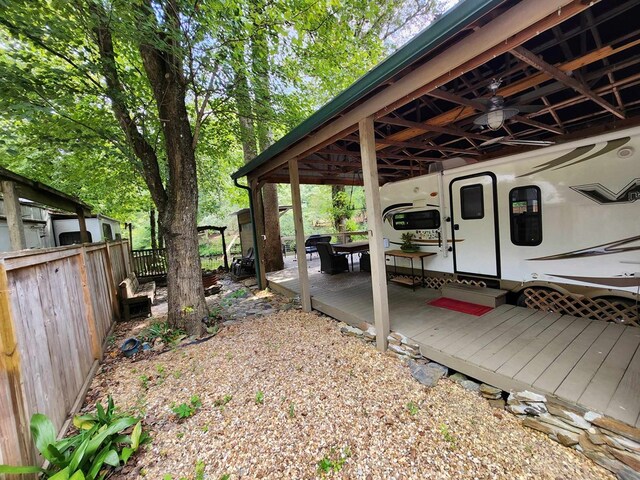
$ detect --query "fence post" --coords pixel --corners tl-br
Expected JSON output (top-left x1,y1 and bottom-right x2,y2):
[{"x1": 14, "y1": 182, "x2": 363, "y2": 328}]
[
  {"x1": 77, "y1": 247, "x2": 102, "y2": 360},
  {"x1": 103, "y1": 242, "x2": 121, "y2": 320},
  {"x1": 0, "y1": 262, "x2": 34, "y2": 470}
]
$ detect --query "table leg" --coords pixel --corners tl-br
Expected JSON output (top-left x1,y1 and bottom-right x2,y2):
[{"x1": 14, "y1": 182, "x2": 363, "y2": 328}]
[
  {"x1": 410, "y1": 258, "x2": 415, "y2": 291},
  {"x1": 421, "y1": 256, "x2": 425, "y2": 287}
]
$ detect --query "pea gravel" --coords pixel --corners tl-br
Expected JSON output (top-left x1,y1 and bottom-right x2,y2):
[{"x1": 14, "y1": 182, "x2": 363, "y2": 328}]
[{"x1": 89, "y1": 309, "x2": 613, "y2": 479}]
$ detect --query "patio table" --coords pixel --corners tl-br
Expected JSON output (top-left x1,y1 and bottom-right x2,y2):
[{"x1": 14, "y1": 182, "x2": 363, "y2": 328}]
[{"x1": 332, "y1": 241, "x2": 369, "y2": 271}]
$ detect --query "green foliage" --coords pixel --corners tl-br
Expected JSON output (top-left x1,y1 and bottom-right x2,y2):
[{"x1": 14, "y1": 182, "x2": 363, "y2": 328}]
[
  {"x1": 288, "y1": 402, "x2": 296, "y2": 418},
  {"x1": 439, "y1": 423, "x2": 456, "y2": 448},
  {"x1": 317, "y1": 447, "x2": 351, "y2": 476},
  {"x1": 213, "y1": 394, "x2": 232, "y2": 410},
  {"x1": 0, "y1": 396, "x2": 146, "y2": 479},
  {"x1": 400, "y1": 232, "x2": 418, "y2": 252},
  {"x1": 406, "y1": 401, "x2": 419, "y2": 416},
  {"x1": 255, "y1": 391, "x2": 264, "y2": 404},
  {"x1": 171, "y1": 396, "x2": 202, "y2": 419},
  {"x1": 140, "y1": 321, "x2": 186, "y2": 346}
]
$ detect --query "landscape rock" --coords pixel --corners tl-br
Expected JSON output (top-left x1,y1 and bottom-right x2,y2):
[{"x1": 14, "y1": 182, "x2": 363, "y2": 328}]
[
  {"x1": 603, "y1": 432, "x2": 640, "y2": 454},
  {"x1": 592, "y1": 417, "x2": 640, "y2": 443},
  {"x1": 547, "y1": 404, "x2": 592, "y2": 429},
  {"x1": 459, "y1": 379, "x2": 480, "y2": 392},
  {"x1": 583, "y1": 450, "x2": 631, "y2": 477},
  {"x1": 389, "y1": 344, "x2": 409, "y2": 356},
  {"x1": 585, "y1": 411, "x2": 603, "y2": 423},
  {"x1": 409, "y1": 361, "x2": 446, "y2": 387},
  {"x1": 610, "y1": 449, "x2": 640, "y2": 472},
  {"x1": 480, "y1": 383, "x2": 502, "y2": 398},
  {"x1": 506, "y1": 394, "x2": 520, "y2": 406},
  {"x1": 579, "y1": 432, "x2": 613, "y2": 457},
  {"x1": 340, "y1": 325, "x2": 363, "y2": 337},
  {"x1": 537, "y1": 413, "x2": 584, "y2": 434},
  {"x1": 425, "y1": 362, "x2": 448, "y2": 377},
  {"x1": 557, "y1": 432, "x2": 580, "y2": 447},
  {"x1": 514, "y1": 390, "x2": 547, "y2": 403},
  {"x1": 449, "y1": 372, "x2": 467, "y2": 383},
  {"x1": 617, "y1": 467, "x2": 640, "y2": 480},
  {"x1": 487, "y1": 398, "x2": 506, "y2": 409},
  {"x1": 507, "y1": 403, "x2": 546, "y2": 416},
  {"x1": 522, "y1": 418, "x2": 554, "y2": 435}
]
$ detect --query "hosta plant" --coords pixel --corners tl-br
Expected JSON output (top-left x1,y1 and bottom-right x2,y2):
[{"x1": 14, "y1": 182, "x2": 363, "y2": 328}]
[{"x1": 0, "y1": 396, "x2": 147, "y2": 479}]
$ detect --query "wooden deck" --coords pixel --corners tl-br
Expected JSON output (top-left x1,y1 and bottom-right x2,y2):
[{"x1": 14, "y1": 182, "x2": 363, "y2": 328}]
[{"x1": 267, "y1": 267, "x2": 640, "y2": 428}]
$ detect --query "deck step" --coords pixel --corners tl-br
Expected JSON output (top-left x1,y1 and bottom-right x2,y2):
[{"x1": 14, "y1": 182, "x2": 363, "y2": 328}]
[{"x1": 440, "y1": 283, "x2": 508, "y2": 308}]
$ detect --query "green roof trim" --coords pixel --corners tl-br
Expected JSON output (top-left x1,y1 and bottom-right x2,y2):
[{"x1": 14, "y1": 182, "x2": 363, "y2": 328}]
[{"x1": 232, "y1": 0, "x2": 503, "y2": 180}]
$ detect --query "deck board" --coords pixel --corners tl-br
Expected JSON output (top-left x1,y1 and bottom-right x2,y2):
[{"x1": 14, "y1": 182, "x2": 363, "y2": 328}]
[
  {"x1": 268, "y1": 266, "x2": 640, "y2": 427},
  {"x1": 554, "y1": 323, "x2": 625, "y2": 403}
]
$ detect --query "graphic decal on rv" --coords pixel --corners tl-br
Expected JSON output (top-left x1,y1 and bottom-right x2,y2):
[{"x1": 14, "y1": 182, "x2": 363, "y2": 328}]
[
  {"x1": 571, "y1": 178, "x2": 640, "y2": 204},
  {"x1": 543, "y1": 274, "x2": 640, "y2": 288},
  {"x1": 382, "y1": 202, "x2": 439, "y2": 225},
  {"x1": 527, "y1": 235, "x2": 640, "y2": 261},
  {"x1": 520, "y1": 137, "x2": 630, "y2": 177}
]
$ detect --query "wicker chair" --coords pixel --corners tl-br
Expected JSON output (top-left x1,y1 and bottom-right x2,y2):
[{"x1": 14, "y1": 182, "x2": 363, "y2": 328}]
[{"x1": 316, "y1": 242, "x2": 349, "y2": 274}]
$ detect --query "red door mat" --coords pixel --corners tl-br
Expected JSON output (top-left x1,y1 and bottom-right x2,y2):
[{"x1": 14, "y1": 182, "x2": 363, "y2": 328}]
[{"x1": 427, "y1": 297, "x2": 493, "y2": 316}]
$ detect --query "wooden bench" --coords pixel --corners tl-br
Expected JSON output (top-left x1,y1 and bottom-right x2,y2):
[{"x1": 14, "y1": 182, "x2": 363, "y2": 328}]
[{"x1": 119, "y1": 273, "x2": 156, "y2": 321}]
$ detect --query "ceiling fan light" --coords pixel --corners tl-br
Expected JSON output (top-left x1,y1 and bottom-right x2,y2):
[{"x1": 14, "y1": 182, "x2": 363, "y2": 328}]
[{"x1": 487, "y1": 109, "x2": 505, "y2": 130}]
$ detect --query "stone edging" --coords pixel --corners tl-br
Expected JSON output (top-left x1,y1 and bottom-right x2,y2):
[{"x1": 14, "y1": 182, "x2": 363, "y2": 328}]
[{"x1": 338, "y1": 321, "x2": 640, "y2": 480}]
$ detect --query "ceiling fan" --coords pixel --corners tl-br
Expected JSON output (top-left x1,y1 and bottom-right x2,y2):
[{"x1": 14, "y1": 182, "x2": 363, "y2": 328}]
[{"x1": 473, "y1": 78, "x2": 542, "y2": 131}]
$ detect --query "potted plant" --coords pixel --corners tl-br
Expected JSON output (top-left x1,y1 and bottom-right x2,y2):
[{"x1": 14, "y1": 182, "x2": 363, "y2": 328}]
[{"x1": 400, "y1": 232, "x2": 418, "y2": 252}]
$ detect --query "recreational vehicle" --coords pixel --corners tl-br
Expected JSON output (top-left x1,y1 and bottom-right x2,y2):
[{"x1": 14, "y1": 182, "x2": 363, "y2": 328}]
[
  {"x1": 381, "y1": 125, "x2": 640, "y2": 309},
  {"x1": 51, "y1": 213, "x2": 121, "y2": 246}
]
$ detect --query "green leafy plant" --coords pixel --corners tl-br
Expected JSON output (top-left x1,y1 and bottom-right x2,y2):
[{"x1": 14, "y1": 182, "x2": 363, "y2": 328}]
[
  {"x1": 140, "y1": 321, "x2": 186, "y2": 346},
  {"x1": 400, "y1": 232, "x2": 418, "y2": 252},
  {"x1": 194, "y1": 460, "x2": 205, "y2": 480},
  {"x1": 317, "y1": 447, "x2": 351, "y2": 476},
  {"x1": 288, "y1": 402, "x2": 295, "y2": 418},
  {"x1": 406, "y1": 401, "x2": 419, "y2": 416},
  {"x1": 0, "y1": 396, "x2": 147, "y2": 479},
  {"x1": 439, "y1": 423, "x2": 456, "y2": 448},
  {"x1": 139, "y1": 374, "x2": 150, "y2": 390},
  {"x1": 255, "y1": 391, "x2": 264, "y2": 404},
  {"x1": 171, "y1": 396, "x2": 202, "y2": 419}
]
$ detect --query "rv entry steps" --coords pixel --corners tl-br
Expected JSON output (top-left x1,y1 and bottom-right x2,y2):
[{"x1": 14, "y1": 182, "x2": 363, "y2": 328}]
[{"x1": 440, "y1": 283, "x2": 507, "y2": 308}]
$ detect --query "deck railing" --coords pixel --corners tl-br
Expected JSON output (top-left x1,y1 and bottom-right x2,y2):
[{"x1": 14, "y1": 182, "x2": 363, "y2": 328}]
[{"x1": 0, "y1": 240, "x2": 131, "y2": 468}]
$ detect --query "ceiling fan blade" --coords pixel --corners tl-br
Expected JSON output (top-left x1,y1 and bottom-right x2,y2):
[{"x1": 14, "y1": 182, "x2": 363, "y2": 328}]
[
  {"x1": 479, "y1": 136, "x2": 508, "y2": 147},
  {"x1": 501, "y1": 139, "x2": 555, "y2": 146},
  {"x1": 515, "y1": 104, "x2": 544, "y2": 113}
]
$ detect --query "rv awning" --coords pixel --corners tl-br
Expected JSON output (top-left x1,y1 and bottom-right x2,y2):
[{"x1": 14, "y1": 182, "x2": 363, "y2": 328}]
[
  {"x1": 232, "y1": 0, "x2": 640, "y2": 186},
  {"x1": 0, "y1": 166, "x2": 91, "y2": 215}
]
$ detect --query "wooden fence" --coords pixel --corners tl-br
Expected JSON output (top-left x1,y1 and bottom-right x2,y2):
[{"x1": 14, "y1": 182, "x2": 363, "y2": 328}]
[
  {"x1": 0, "y1": 240, "x2": 131, "y2": 469},
  {"x1": 131, "y1": 248, "x2": 168, "y2": 277}
]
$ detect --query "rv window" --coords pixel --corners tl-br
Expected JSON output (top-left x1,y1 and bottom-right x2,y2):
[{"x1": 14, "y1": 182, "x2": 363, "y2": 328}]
[
  {"x1": 510, "y1": 186, "x2": 542, "y2": 246},
  {"x1": 460, "y1": 184, "x2": 484, "y2": 219},
  {"x1": 102, "y1": 223, "x2": 113, "y2": 241},
  {"x1": 392, "y1": 210, "x2": 440, "y2": 230},
  {"x1": 59, "y1": 231, "x2": 93, "y2": 246}
]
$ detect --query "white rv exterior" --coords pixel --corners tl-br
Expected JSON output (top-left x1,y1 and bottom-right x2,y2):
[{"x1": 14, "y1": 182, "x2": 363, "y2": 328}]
[
  {"x1": 381, "y1": 125, "x2": 640, "y2": 301},
  {"x1": 52, "y1": 214, "x2": 122, "y2": 246}
]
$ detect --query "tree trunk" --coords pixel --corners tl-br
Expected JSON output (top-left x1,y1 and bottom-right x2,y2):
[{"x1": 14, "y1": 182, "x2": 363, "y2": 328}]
[
  {"x1": 150, "y1": 208, "x2": 157, "y2": 250},
  {"x1": 261, "y1": 183, "x2": 283, "y2": 271},
  {"x1": 332, "y1": 185, "x2": 348, "y2": 242},
  {"x1": 91, "y1": 0, "x2": 207, "y2": 335}
]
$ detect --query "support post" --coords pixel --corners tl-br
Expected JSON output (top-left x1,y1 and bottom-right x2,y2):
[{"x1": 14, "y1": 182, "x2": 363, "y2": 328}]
[
  {"x1": 77, "y1": 248, "x2": 101, "y2": 360},
  {"x1": 1, "y1": 181, "x2": 26, "y2": 251},
  {"x1": 359, "y1": 116, "x2": 390, "y2": 352},
  {"x1": 76, "y1": 207, "x2": 89, "y2": 244},
  {"x1": 249, "y1": 180, "x2": 267, "y2": 289},
  {"x1": 288, "y1": 159, "x2": 311, "y2": 312},
  {"x1": 219, "y1": 226, "x2": 229, "y2": 271}
]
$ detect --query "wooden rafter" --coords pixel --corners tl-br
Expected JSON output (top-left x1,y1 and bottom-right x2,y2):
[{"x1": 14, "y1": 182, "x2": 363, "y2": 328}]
[
  {"x1": 377, "y1": 116, "x2": 491, "y2": 141},
  {"x1": 509, "y1": 46, "x2": 625, "y2": 120}
]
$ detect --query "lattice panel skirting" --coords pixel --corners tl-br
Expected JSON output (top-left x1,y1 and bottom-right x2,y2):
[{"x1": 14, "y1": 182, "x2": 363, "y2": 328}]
[
  {"x1": 422, "y1": 276, "x2": 487, "y2": 290},
  {"x1": 523, "y1": 288, "x2": 640, "y2": 327}
]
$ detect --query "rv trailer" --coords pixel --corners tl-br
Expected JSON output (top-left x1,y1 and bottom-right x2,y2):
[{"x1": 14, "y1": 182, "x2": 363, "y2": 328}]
[
  {"x1": 51, "y1": 213, "x2": 122, "y2": 246},
  {"x1": 381, "y1": 125, "x2": 640, "y2": 307}
]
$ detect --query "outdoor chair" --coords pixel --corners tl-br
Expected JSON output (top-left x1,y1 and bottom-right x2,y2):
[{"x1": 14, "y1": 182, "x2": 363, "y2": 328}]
[
  {"x1": 303, "y1": 234, "x2": 332, "y2": 260},
  {"x1": 231, "y1": 247, "x2": 255, "y2": 278},
  {"x1": 316, "y1": 242, "x2": 349, "y2": 275}
]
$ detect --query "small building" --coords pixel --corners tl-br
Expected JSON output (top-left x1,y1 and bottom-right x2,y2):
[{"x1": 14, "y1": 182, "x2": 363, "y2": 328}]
[{"x1": 233, "y1": 205, "x2": 292, "y2": 256}]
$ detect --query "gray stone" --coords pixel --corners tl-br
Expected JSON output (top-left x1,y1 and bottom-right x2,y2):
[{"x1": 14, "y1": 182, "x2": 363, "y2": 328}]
[
  {"x1": 409, "y1": 361, "x2": 446, "y2": 387},
  {"x1": 506, "y1": 394, "x2": 521, "y2": 406},
  {"x1": 449, "y1": 372, "x2": 467, "y2": 383},
  {"x1": 480, "y1": 383, "x2": 502, "y2": 396},
  {"x1": 514, "y1": 390, "x2": 547, "y2": 403},
  {"x1": 547, "y1": 404, "x2": 592, "y2": 429},
  {"x1": 592, "y1": 416, "x2": 640, "y2": 444},
  {"x1": 537, "y1": 413, "x2": 584, "y2": 434},
  {"x1": 557, "y1": 432, "x2": 580, "y2": 447},
  {"x1": 425, "y1": 362, "x2": 448, "y2": 377},
  {"x1": 602, "y1": 431, "x2": 640, "y2": 454},
  {"x1": 584, "y1": 411, "x2": 603, "y2": 423},
  {"x1": 487, "y1": 398, "x2": 506, "y2": 409},
  {"x1": 459, "y1": 379, "x2": 480, "y2": 392},
  {"x1": 389, "y1": 344, "x2": 408, "y2": 356},
  {"x1": 610, "y1": 449, "x2": 640, "y2": 472},
  {"x1": 507, "y1": 403, "x2": 546, "y2": 416},
  {"x1": 340, "y1": 325, "x2": 363, "y2": 337},
  {"x1": 617, "y1": 466, "x2": 640, "y2": 480}
]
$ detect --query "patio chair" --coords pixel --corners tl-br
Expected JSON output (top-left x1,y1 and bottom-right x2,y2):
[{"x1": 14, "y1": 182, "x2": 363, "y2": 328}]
[
  {"x1": 231, "y1": 247, "x2": 255, "y2": 277},
  {"x1": 293, "y1": 234, "x2": 332, "y2": 260},
  {"x1": 317, "y1": 242, "x2": 349, "y2": 275}
]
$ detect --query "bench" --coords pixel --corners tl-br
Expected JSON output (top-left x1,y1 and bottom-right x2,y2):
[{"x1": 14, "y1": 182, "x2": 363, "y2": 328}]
[{"x1": 119, "y1": 273, "x2": 156, "y2": 321}]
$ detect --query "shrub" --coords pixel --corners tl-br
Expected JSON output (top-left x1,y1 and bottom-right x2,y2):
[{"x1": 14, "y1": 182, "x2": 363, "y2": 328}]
[{"x1": 0, "y1": 396, "x2": 147, "y2": 479}]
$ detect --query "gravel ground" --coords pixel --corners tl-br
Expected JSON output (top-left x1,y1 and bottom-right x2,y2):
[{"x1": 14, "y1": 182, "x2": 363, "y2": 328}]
[{"x1": 89, "y1": 307, "x2": 613, "y2": 479}]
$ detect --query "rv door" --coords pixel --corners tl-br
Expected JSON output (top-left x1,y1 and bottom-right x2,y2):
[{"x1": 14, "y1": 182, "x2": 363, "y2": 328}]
[{"x1": 450, "y1": 173, "x2": 500, "y2": 277}]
